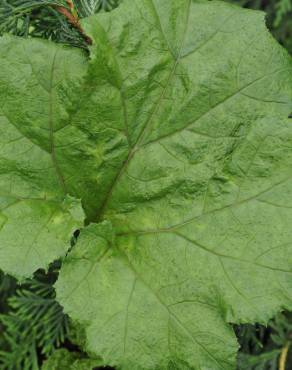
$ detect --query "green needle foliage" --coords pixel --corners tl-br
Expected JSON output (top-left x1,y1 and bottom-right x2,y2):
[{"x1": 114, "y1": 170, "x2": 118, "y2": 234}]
[
  {"x1": 0, "y1": 0, "x2": 122, "y2": 49},
  {"x1": 0, "y1": 270, "x2": 69, "y2": 370},
  {"x1": 0, "y1": 271, "x2": 16, "y2": 313},
  {"x1": 236, "y1": 312, "x2": 292, "y2": 369},
  {"x1": 75, "y1": 0, "x2": 121, "y2": 16}
]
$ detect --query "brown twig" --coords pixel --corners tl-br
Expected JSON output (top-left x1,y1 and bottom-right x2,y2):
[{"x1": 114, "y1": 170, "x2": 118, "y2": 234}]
[
  {"x1": 53, "y1": 4, "x2": 92, "y2": 45},
  {"x1": 66, "y1": 0, "x2": 74, "y2": 11}
]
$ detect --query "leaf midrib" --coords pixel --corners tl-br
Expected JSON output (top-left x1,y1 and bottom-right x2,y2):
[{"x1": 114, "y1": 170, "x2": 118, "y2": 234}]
[{"x1": 93, "y1": 0, "x2": 191, "y2": 222}]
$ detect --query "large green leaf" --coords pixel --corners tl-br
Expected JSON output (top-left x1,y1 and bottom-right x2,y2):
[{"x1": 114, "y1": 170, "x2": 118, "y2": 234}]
[
  {"x1": 55, "y1": 0, "x2": 292, "y2": 368},
  {"x1": 1, "y1": 0, "x2": 292, "y2": 368},
  {"x1": 0, "y1": 36, "x2": 88, "y2": 278}
]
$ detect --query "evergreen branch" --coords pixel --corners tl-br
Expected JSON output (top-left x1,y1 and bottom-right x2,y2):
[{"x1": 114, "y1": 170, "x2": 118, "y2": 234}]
[
  {"x1": 0, "y1": 0, "x2": 122, "y2": 49},
  {"x1": 0, "y1": 275, "x2": 69, "y2": 370},
  {"x1": 274, "y1": 0, "x2": 292, "y2": 27},
  {"x1": 54, "y1": 4, "x2": 92, "y2": 44}
]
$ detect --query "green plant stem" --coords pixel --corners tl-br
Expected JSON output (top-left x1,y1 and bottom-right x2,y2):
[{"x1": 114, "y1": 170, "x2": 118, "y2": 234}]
[{"x1": 279, "y1": 342, "x2": 290, "y2": 370}]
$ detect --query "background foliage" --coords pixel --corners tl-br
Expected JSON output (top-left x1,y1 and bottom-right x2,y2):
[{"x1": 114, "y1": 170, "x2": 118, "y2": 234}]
[{"x1": 0, "y1": 0, "x2": 291, "y2": 369}]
